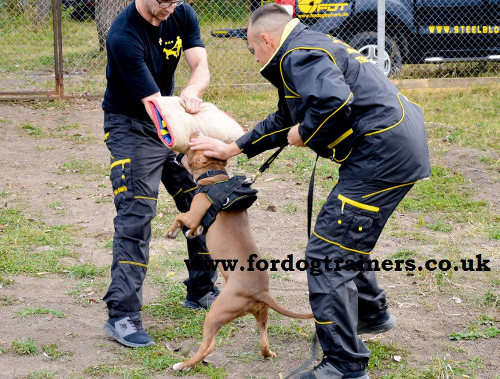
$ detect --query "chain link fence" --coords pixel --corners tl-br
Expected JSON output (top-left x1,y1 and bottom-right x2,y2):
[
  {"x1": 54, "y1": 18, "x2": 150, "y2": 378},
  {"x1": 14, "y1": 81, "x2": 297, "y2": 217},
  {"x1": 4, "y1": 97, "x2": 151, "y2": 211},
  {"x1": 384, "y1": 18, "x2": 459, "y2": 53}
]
[{"x1": 0, "y1": 0, "x2": 498, "y2": 98}]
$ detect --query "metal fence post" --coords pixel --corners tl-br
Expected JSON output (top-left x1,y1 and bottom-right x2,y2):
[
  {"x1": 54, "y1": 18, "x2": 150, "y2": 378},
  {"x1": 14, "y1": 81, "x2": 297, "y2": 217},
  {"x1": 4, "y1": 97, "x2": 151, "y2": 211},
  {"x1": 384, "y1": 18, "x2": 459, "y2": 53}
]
[
  {"x1": 377, "y1": 0, "x2": 386, "y2": 73},
  {"x1": 52, "y1": 0, "x2": 64, "y2": 97}
]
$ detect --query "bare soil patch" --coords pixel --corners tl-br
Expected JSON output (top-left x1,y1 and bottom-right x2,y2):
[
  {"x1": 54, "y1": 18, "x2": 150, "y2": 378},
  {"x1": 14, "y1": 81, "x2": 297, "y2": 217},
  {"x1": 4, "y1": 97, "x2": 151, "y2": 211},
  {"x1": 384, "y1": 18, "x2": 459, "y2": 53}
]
[{"x1": 0, "y1": 101, "x2": 498, "y2": 378}]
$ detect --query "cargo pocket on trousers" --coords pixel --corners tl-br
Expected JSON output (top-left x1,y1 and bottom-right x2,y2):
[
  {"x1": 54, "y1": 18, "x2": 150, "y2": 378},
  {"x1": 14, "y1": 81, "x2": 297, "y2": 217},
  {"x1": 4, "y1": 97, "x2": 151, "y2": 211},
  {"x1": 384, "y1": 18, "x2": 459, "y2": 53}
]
[
  {"x1": 109, "y1": 157, "x2": 132, "y2": 197},
  {"x1": 337, "y1": 194, "x2": 382, "y2": 254},
  {"x1": 343, "y1": 212, "x2": 382, "y2": 254}
]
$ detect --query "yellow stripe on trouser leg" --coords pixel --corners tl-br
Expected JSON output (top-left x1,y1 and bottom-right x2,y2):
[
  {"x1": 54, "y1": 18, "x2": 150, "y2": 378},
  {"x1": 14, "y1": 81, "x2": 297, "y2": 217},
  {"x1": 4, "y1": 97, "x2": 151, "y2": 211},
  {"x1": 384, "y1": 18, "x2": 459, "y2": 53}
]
[
  {"x1": 314, "y1": 318, "x2": 333, "y2": 325},
  {"x1": 119, "y1": 260, "x2": 148, "y2": 268}
]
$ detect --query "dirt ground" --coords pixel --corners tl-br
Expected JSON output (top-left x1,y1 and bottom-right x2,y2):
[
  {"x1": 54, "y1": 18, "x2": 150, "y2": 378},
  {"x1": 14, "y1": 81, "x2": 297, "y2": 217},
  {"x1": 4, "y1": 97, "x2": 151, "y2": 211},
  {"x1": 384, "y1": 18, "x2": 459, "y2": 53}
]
[{"x1": 0, "y1": 100, "x2": 498, "y2": 378}]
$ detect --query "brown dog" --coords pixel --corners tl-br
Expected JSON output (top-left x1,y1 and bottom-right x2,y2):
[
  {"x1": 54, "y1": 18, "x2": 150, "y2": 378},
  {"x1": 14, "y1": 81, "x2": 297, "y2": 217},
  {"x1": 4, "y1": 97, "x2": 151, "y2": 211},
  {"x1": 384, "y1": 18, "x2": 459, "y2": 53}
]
[{"x1": 166, "y1": 144, "x2": 313, "y2": 372}]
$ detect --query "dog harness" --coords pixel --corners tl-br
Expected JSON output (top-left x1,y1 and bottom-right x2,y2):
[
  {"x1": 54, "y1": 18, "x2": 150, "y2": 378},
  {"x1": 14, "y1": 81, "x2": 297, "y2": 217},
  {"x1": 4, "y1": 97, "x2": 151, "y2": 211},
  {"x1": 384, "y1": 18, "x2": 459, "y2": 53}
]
[{"x1": 195, "y1": 170, "x2": 258, "y2": 231}]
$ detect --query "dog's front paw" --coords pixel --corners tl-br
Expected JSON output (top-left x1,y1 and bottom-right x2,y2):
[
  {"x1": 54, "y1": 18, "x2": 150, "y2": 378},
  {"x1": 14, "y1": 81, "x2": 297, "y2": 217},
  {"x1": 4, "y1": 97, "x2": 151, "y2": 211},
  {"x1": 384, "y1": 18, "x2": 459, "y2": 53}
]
[
  {"x1": 185, "y1": 225, "x2": 203, "y2": 239},
  {"x1": 165, "y1": 226, "x2": 181, "y2": 239},
  {"x1": 172, "y1": 362, "x2": 190, "y2": 372}
]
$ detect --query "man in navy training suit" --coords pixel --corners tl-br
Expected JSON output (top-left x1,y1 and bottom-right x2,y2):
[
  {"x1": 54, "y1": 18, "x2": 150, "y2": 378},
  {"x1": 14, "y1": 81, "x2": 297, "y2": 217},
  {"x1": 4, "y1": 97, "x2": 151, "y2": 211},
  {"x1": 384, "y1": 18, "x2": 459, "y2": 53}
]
[
  {"x1": 189, "y1": 4, "x2": 431, "y2": 378},
  {"x1": 101, "y1": 0, "x2": 219, "y2": 348}
]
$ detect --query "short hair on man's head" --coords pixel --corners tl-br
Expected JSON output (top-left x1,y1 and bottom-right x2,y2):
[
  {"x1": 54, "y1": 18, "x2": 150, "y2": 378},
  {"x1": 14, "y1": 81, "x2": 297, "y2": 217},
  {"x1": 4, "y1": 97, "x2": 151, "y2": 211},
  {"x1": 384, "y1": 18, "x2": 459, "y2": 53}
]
[{"x1": 248, "y1": 4, "x2": 292, "y2": 37}]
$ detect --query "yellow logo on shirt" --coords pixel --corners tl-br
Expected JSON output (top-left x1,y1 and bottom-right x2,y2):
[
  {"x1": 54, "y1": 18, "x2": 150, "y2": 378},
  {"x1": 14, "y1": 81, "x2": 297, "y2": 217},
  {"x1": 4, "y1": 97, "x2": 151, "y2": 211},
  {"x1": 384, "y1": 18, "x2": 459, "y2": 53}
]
[{"x1": 163, "y1": 36, "x2": 182, "y2": 60}]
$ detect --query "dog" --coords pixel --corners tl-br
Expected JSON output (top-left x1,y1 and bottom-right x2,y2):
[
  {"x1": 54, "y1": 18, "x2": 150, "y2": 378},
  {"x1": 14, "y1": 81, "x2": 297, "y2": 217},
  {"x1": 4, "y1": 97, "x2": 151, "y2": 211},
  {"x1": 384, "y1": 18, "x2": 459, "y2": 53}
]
[{"x1": 165, "y1": 139, "x2": 313, "y2": 372}]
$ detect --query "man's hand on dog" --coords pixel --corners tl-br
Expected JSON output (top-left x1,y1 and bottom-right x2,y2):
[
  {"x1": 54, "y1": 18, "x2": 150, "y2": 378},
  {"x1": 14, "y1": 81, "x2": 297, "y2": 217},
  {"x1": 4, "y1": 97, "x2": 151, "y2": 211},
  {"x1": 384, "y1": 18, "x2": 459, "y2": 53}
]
[
  {"x1": 189, "y1": 136, "x2": 241, "y2": 160},
  {"x1": 180, "y1": 86, "x2": 203, "y2": 114}
]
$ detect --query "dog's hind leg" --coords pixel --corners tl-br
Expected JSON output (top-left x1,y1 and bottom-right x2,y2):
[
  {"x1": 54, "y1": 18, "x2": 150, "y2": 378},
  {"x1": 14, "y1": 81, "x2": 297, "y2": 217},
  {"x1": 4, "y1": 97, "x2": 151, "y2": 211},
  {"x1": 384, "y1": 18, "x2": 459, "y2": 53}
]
[
  {"x1": 172, "y1": 292, "x2": 248, "y2": 372},
  {"x1": 253, "y1": 305, "x2": 276, "y2": 358}
]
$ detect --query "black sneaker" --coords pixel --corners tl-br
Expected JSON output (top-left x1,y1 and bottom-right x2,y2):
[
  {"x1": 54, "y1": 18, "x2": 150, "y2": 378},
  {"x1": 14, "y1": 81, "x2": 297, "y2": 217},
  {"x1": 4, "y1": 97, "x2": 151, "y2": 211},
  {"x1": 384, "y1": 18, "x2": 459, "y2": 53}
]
[
  {"x1": 183, "y1": 287, "x2": 220, "y2": 310},
  {"x1": 298, "y1": 357, "x2": 369, "y2": 379},
  {"x1": 103, "y1": 313, "x2": 154, "y2": 348},
  {"x1": 357, "y1": 313, "x2": 395, "y2": 335}
]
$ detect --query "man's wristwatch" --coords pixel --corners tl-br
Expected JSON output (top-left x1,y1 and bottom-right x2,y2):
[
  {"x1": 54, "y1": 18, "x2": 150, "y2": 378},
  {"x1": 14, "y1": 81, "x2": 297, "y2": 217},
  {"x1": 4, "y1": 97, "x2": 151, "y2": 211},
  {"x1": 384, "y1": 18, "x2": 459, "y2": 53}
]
[{"x1": 174, "y1": 153, "x2": 185, "y2": 167}]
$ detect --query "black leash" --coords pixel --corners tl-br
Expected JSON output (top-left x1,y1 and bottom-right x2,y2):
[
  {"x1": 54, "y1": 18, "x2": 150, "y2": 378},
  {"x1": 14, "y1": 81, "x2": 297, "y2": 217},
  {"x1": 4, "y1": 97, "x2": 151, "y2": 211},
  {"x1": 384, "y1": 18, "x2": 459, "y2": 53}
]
[
  {"x1": 307, "y1": 155, "x2": 319, "y2": 239},
  {"x1": 284, "y1": 154, "x2": 320, "y2": 379},
  {"x1": 250, "y1": 144, "x2": 287, "y2": 183}
]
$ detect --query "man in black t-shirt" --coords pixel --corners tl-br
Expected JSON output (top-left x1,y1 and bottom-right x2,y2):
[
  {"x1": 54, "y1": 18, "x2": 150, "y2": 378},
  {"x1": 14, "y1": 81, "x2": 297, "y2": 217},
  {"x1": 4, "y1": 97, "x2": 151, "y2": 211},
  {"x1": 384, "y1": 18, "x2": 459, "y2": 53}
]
[{"x1": 101, "y1": 0, "x2": 218, "y2": 348}]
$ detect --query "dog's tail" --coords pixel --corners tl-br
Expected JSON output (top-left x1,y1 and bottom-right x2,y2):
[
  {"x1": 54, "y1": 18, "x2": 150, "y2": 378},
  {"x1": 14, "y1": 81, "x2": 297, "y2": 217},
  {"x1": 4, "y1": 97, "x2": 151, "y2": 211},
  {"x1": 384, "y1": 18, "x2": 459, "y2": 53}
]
[{"x1": 258, "y1": 293, "x2": 313, "y2": 319}]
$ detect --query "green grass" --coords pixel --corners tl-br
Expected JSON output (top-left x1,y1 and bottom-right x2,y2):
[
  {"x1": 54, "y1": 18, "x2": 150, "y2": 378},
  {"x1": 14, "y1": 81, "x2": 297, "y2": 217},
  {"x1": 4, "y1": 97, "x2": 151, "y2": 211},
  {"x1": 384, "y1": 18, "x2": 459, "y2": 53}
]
[
  {"x1": 0, "y1": 295, "x2": 14, "y2": 307},
  {"x1": 21, "y1": 122, "x2": 46, "y2": 138},
  {"x1": 0, "y1": 208, "x2": 77, "y2": 274},
  {"x1": 26, "y1": 369, "x2": 56, "y2": 379},
  {"x1": 66, "y1": 262, "x2": 107, "y2": 279},
  {"x1": 100, "y1": 239, "x2": 113, "y2": 249},
  {"x1": 488, "y1": 227, "x2": 500, "y2": 240},
  {"x1": 425, "y1": 219, "x2": 453, "y2": 232},
  {"x1": 389, "y1": 249, "x2": 417, "y2": 260},
  {"x1": 267, "y1": 318, "x2": 313, "y2": 340},
  {"x1": 11, "y1": 338, "x2": 38, "y2": 355},
  {"x1": 366, "y1": 340, "x2": 407, "y2": 372},
  {"x1": 0, "y1": 275, "x2": 15, "y2": 286},
  {"x1": 404, "y1": 85, "x2": 500, "y2": 150},
  {"x1": 41, "y1": 343, "x2": 73, "y2": 360},
  {"x1": 449, "y1": 316, "x2": 500, "y2": 340},
  {"x1": 284, "y1": 202, "x2": 299, "y2": 214},
  {"x1": 399, "y1": 165, "x2": 488, "y2": 214},
  {"x1": 16, "y1": 308, "x2": 65, "y2": 318},
  {"x1": 59, "y1": 158, "x2": 108, "y2": 178},
  {"x1": 484, "y1": 290, "x2": 498, "y2": 307}
]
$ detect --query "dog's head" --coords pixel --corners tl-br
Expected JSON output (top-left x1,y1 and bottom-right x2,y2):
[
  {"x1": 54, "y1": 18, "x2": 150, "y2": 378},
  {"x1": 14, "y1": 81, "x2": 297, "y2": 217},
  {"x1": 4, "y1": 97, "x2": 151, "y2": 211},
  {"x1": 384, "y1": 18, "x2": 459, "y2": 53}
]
[{"x1": 186, "y1": 131, "x2": 227, "y2": 181}]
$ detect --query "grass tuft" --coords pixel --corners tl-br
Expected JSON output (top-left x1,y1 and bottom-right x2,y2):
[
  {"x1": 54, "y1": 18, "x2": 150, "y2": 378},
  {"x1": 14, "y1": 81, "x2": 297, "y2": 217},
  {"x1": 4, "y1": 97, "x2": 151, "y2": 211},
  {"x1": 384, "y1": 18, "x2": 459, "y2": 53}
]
[
  {"x1": 0, "y1": 208, "x2": 76, "y2": 274},
  {"x1": 16, "y1": 308, "x2": 65, "y2": 318},
  {"x1": 11, "y1": 338, "x2": 38, "y2": 355}
]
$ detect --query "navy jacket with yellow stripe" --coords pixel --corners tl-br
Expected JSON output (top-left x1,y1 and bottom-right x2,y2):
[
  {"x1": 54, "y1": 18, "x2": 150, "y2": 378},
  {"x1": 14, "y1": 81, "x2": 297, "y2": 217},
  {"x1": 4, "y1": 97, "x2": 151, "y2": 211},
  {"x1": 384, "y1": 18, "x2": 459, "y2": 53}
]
[{"x1": 235, "y1": 19, "x2": 431, "y2": 183}]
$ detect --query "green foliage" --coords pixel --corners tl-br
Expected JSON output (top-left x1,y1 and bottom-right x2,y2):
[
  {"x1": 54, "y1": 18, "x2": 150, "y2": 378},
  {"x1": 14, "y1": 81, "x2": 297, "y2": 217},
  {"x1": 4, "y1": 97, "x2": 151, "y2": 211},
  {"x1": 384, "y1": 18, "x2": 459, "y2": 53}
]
[
  {"x1": 390, "y1": 249, "x2": 416, "y2": 260},
  {"x1": 26, "y1": 370, "x2": 55, "y2": 379},
  {"x1": 449, "y1": 326, "x2": 499, "y2": 340},
  {"x1": 41, "y1": 343, "x2": 73, "y2": 360},
  {"x1": 11, "y1": 338, "x2": 38, "y2": 355},
  {"x1": 0, "y1": 295, "x2": 14, "y2": 307},
  {"x1": 425, "y1": 219, "x2": 452, "y2": 232},
  {"x1": 67, "y1": 262, "x2": 106, "y2": 279},
  {"x1": 484, "y1": 290, "x2": 498, "y2": 307},
  {"x1": 21, "y1": 122, "x2": 46, "y2": 137},
  {"x1": 284, "y1": 202, "x2": 298, "y2": 214},
  {"x1": 0, "y1": 208, "x2": 76, "y2": 274},
  {"x1": 366, "y1": 340, "x2": 407, "y2": 371},
  {"x1": 16, "y1": 308, "x2": 65, "y2": 318},
  {"x1": 450, "y1": 316, "x2": 500, "y2": 340},
  {"x1": 399, "y1": 165, "x2": 488, "y2": 213},
  {"x1": 60, "y1": 158, "x2": 108, "y2": 178},
  {"x1": 488, "y1": 227, "x2": 500, "y2": 240},
  {"x1": 405, "y1": 86, "x2": 500, "y2": 150}
]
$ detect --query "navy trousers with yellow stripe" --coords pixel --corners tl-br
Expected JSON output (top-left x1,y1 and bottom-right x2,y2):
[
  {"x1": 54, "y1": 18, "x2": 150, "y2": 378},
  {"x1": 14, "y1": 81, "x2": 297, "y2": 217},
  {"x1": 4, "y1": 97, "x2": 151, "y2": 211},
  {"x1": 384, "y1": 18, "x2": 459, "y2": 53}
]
[
  {"x1": 306, "y1": 179, "x2": 414, "y2": 372},
  {"x1": 102, "y1": 113, "x2": 217, "y2": 318}
]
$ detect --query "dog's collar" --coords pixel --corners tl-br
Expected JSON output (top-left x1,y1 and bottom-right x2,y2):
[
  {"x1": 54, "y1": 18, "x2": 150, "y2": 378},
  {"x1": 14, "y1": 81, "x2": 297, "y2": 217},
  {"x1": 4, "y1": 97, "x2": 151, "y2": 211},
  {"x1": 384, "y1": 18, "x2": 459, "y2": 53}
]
[{"x1": 196, "y1": 170, "x2": 228, "y2": 184}]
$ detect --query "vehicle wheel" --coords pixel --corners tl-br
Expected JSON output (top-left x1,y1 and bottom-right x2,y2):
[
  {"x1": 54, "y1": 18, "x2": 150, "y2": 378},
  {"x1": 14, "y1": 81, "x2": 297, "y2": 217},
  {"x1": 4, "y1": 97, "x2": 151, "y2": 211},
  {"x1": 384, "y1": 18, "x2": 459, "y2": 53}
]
[{"x1": 348, "y1": 32, "x2": 402, "y2": 77}]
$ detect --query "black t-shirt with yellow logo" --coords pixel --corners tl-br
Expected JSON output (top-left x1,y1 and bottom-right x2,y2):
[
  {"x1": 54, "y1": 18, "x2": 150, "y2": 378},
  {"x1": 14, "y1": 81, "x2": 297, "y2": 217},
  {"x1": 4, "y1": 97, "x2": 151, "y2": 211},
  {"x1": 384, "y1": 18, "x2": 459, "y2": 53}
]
[{"x1": 102, "y1": 1, "x2": 204, "y2": 120}]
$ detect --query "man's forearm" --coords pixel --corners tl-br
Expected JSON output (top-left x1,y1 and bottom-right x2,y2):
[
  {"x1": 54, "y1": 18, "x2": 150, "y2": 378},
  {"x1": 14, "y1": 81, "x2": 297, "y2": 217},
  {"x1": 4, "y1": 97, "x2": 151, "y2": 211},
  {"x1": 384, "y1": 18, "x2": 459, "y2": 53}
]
[{"x1": 184, "y1": 65, "x2": 210, "y2": 98}]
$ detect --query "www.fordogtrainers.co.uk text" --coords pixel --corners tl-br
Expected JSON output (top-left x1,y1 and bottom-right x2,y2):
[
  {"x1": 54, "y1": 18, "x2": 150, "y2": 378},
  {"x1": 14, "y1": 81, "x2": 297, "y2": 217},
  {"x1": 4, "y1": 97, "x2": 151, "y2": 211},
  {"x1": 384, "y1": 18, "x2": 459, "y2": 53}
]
[{"x1": 184, "y1": 253, "x2": 491, "y2": 276}]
